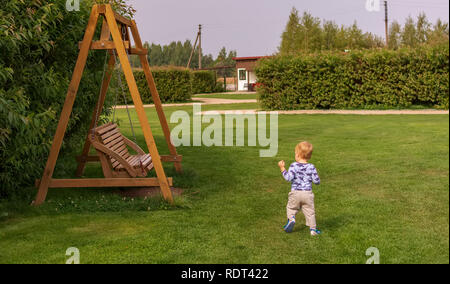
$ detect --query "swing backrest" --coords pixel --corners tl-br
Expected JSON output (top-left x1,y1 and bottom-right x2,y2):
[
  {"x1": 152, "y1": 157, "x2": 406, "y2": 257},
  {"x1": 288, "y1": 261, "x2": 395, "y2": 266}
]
[{"x1": 93, "y1": 122, "x2": 131, "y2": 168}]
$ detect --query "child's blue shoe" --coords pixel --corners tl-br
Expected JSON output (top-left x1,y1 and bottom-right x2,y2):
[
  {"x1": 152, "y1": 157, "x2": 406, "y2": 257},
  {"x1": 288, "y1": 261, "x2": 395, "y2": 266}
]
[
  {"x1": 283, "y1": 219, "x2": 296, "y2": 233},
  {"x1": 310, "y1": 229, "x2": 321, "y2": 236}
]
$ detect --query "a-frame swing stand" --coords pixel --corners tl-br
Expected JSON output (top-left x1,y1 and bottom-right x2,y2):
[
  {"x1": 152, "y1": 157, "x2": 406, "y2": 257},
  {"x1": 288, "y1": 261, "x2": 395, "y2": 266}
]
[{"x1": 34, "y1": 4, "x2": 182, "y2": 206}]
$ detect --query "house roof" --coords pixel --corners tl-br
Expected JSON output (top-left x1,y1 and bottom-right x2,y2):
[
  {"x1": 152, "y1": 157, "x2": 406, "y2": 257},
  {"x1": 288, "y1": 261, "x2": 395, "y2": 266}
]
[{"x1": 232, "y1": 56, "x2": 272, "y2": 61}]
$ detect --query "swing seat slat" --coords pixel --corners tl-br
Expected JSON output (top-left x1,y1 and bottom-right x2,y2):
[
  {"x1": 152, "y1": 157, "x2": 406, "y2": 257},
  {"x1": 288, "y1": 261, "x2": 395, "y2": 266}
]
[{"x1": 90, "y1": 122, "x2": 152, "y2": 177}]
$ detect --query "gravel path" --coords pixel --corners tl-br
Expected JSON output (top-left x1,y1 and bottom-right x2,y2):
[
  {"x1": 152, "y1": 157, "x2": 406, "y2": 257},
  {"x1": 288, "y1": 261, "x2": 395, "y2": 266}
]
[
  {"x1": 197, "y1": 109, "x2": 449, "y2": 115},
  {"x1": 115, "y1": 97, "x2": 258, "y2": 109},
  {"x1": 115, "y1": 97, "x2": 448, "y2": 115}
]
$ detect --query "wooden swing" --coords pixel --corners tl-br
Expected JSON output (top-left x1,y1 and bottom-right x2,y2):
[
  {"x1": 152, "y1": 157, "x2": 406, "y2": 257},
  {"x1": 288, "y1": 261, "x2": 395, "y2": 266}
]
[
  {"x1": 34, "y1": 4, "x2": 182, "y2": 205},
  {"x1": 90, "y1": 122, "x2": 154, "y2": 178}
]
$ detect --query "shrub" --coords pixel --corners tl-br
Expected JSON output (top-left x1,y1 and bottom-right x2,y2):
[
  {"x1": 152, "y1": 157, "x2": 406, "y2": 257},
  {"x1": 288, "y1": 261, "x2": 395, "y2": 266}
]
[
  {"x1": 0, "y1": 0, "x2": 131, "y2": 200},
  {"x1": 191, "y1": 70, "x2": 216, "y2": 94},
  {"x1": 256, "y1": 45, "x2": 449, "y2": 110},
  {"x1": 116, "y1": 68, "x2": 220, "y2": 105},
  {"x1": 116, "y1": 67, "x2": 192, "y2": 104}
]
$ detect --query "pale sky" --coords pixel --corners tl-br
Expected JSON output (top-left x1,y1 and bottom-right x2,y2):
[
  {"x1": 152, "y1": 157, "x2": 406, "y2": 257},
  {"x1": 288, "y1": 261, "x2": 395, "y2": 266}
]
[{"x1": 128, "y1": 0, "x2": 450, "y2": 57}]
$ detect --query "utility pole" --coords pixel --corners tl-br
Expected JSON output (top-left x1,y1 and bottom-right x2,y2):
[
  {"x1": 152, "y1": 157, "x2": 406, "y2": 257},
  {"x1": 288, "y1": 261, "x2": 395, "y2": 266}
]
[
  {"x1": 198, "y1": 24, "x2": 202, "y2": 69},
  {"x1": 384, "y1": 1, "x2": 389, "y2": 47},
  {"x1": 187, "y1": 24, "x2": 203, "y2": 69}
]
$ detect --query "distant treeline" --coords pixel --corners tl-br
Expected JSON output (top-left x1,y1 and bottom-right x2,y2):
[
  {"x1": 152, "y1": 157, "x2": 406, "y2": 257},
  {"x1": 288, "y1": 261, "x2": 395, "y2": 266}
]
[
  {"x1": 280, "y1": 8, "x2": 449, "y2": 54},
  {"x1": 130, "y1": 41, "x2": 237, "y2": 76},
  {"x1": 389, "y1": 14, "x2": 449, "y2": 49}
]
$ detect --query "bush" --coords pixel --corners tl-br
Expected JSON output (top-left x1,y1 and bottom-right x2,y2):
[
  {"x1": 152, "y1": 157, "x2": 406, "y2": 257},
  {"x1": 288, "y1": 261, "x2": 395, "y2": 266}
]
[
  {"x1": 116, "y1": 67, "x2": 192, "y2": 104},
  {"x1": 116, "y1": 68, "x2": 220, "y2": 105},
  {"x1": 256, "y1": 45, "x2": 449, "y2": 110},
  {"x1": 191, "y1": 70, "x2": 216, "y2": 94},
  {"x1": 0, "y1": 0, "x2": 131, "y2": 200}
]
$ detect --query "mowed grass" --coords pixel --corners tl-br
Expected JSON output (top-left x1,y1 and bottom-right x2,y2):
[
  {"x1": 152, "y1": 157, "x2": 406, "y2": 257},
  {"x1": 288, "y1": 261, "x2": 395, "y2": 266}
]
[
  {"x1": 193, "y1": 93, "x2": 258, "y2": 100},
  {"x1": 0, "y1": 103, "x2": 448, "y2": 264}
]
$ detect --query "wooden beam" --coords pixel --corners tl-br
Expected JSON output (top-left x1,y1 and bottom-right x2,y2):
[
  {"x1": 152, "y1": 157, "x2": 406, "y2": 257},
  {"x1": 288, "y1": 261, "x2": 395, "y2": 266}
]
[
  {"x1": 160, "y1": 155, "x2": 183, "y2": 163},
  {"x1": 77, "y1": 155, "x2": 182, "y2": 163},
  {"x1": 97, "y1": 4, "x2": 132, "y2": 26},
  {"x1": 76, "y1": 155, "x2": 100, "y2": 163},
  {"x1": 114, "y1": 12, "x2": 133, "y2": 27},
  {"x1": 129, "y1": 48, "x2": 148, "y2": 55},
  {"x1": 105, "y1": 5, "x2": 174, "y2": 204},
  {"x1": 76, "y1": 52, "x2": 116, "y2": 177},
  {"x1": 35, "y1": 178, "x2": 173, "y2": 189},
  {"x1": 78, "y1": 40, "x2": 130, "y2": 50},
  {"x1": 97, "y1": 4, "x2": 106, "y2": 14},
  {"x1": 130, "y1": 20, "x2": 183, "y2": 174},
  {"x1": 99, "y1": 17, "x2": 111, "y2": 41},
  {"x1": 33, "y1": 5, "x2": 100, "y2": 206}
]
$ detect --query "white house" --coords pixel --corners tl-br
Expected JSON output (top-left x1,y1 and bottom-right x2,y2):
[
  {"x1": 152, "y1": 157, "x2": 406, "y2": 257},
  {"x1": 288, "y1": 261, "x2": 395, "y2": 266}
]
[{"x1": 233, "y1": 56, "x2": 271, "y2": 91}]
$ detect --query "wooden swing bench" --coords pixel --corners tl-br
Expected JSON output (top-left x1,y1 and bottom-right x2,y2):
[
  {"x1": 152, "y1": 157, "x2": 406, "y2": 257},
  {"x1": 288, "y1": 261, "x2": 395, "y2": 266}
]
[
  {"x1": 33, "y1": 4, "x2": 183, "y2": 205},
  {"x1": 90, "y1": 122, "x2": 154, "y2": 178},
  {"x1": 35, "y1": 121, "x2": 176, "y2": 188}
]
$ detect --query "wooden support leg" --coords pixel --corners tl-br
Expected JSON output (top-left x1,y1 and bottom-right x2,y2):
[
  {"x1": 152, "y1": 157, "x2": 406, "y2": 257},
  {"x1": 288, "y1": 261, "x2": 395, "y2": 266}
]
[
  {"x1": 129, "y1": 20, "x2": 183, "y2": 174},
  {"x1": 76, "y1": 52, "x2": 116, "y2": 177},
  {"x1": 34, "y1": 5, "x2": 100, "y2": 206},
  {"x1": 105, "y1": 5, "x2": 174, "y2": 204}
]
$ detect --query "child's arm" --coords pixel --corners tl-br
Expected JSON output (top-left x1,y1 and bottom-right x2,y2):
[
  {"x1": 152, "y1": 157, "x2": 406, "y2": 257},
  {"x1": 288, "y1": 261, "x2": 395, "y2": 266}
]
[
  {"x1": 311, "y1": 165, "x2": 321, "y2": 185},
  {"x1": 279, "y1": 161, "x2": 295, "y2": 182}
]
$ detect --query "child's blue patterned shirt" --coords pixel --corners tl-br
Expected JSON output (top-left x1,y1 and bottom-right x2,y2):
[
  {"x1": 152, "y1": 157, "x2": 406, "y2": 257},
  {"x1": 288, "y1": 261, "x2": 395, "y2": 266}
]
[{"x1": 282, "y1": 162, "x2": 321, "y2": 191}]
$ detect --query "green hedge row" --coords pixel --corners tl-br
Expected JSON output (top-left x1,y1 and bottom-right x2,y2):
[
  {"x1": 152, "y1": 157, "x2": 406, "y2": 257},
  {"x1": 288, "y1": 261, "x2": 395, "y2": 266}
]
[
  {"x1": 191, "y1": 71, "x2": 216, "y2": 94},
  {"x1": 116, "y1": 69, "x2": 217, "y2": 104},
  {"x1": 256, "y1": 45, "x2": 449, "y2": 110}
]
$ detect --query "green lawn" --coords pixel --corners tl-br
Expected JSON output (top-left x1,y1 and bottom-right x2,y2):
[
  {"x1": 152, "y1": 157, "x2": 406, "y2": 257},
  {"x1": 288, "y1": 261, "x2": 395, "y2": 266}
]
[
  {"x1": 0, "y1": 103, "x2": 448, "y2": 264},
  {"x1": 193, "y1": 93, "x2": 258, "y2": 100}
]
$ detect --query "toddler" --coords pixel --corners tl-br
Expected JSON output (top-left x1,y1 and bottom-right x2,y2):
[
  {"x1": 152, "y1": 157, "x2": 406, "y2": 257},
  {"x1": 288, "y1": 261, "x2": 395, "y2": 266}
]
[{"x1": 278, "y1": 141, "x2": 321, "y2": 236}]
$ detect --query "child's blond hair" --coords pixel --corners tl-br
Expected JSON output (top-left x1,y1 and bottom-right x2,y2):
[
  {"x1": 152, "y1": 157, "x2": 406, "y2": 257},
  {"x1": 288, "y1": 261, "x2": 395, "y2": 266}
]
[{"x1": 295, "y1": 141, "x2": 314, "y2": 160}]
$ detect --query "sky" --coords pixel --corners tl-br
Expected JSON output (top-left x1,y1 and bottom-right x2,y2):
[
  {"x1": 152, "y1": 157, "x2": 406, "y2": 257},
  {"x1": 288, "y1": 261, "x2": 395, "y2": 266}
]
[{"x1": 127, "y1": 0, "x2": 450, "y2": 57}]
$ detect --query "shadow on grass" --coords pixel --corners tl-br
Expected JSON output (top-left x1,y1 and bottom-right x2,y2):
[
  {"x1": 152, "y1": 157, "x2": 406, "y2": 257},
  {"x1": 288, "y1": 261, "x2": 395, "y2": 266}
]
[{"x1": 0, "y1": 136, "x2": 242, "y2": 220}]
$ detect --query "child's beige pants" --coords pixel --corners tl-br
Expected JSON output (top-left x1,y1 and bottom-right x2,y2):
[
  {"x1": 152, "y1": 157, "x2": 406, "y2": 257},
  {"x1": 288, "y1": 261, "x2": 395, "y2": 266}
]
[{"x1": 286, "y1": 191, "x2": 317, "y2": 229}]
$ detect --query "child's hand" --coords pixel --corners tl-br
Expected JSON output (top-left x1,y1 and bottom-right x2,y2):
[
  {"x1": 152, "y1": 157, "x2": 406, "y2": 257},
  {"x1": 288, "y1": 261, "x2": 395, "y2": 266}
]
[{"x1": 278, "y1": 160, "x2": 286, "y2": 171}]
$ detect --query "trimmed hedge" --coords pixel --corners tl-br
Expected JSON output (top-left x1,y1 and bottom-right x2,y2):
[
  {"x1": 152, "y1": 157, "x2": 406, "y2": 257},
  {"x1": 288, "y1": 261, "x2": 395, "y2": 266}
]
[
  {"x1": 191, "y1": 71, "x2": 216, "y2": 94},
  {"x1": 256, "y1": 45, "x2": 449, "y2": 110},
  {"x1": 117, "y1": 68, "x2": 220, "y2": 104},
  {"x1": 116, "y1": 67, "x2": 192, "y2": 104}
]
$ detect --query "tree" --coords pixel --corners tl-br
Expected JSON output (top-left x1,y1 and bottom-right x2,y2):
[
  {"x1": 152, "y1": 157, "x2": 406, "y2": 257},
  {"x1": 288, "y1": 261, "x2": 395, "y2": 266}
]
[
  {"x1": 297, "y1": 12, "x2": 322, "y2": 52},
  {"x1": 322, "y1": 20, "x2": 339, "y2": 50},
  {"x1": 144, "y1": 40, "x2": 235, "y2": 70},
  {"x1": 416, "y1": 13, "x2": 431, "y2": 44},
  {"x1": 389, "y1": 21, "x2": 402, "y2": 49},
  {"x1": 428, "y1": 19, "x2": 450, "y2": 46},
  {"x1": 279, "y1": 7, "x2": 386, "y2": 54},
  {"x1": 214, "y1": 47, "x2": 237, "y2": 76},
  {"x1": 347, "y1": 22, "x2": 365, "y2": 49},
  {"x1": 280, "y1": 8, "x2": 300, "y2": 54},
  {"x1": 402, "y1": 16, "x2": 418, "y2": 47}
]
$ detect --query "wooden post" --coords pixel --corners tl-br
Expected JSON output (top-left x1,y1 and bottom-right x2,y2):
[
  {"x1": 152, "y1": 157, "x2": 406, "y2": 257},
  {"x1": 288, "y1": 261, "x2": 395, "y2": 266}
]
[
  {"x1": 224, "y1": 74, "x2": 226, "y2": 91},
  {"x1": 34, "y1": 5, "x2": 100, "y2": 205},
  {"x1": 130, "y1": 20, "x2": 183, "y2": 173},
  {"x1": 384, "y1": 1, "x2": 389, "y2": 47},
  {"x1": 198, "y1": 24, "x2": 202, "y2": 70},
  {"x1": 187, "y1": 29, "x2": 199, "y2": 69},
  {"x1": 76, "y1": 53, "x2": 115, "y2": 177},
  {"x1": 104, "y1": 5, "x2": 174, "y2": 204}
]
